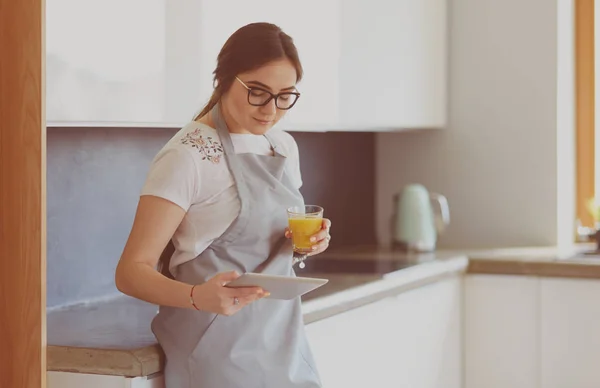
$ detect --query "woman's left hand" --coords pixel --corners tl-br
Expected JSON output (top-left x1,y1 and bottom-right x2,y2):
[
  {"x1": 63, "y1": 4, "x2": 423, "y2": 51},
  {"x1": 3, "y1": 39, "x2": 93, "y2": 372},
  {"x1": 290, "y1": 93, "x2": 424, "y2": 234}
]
[{"x1": 284, "y1": 218, "x2": 332, "y2": 256}]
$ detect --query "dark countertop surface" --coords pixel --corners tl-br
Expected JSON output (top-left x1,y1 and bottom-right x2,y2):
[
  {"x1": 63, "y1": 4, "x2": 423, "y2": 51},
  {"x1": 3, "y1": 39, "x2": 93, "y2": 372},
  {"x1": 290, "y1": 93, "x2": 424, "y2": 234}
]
[{"x1": 318, "y1": 243, "x2": 600, "y2": 279}]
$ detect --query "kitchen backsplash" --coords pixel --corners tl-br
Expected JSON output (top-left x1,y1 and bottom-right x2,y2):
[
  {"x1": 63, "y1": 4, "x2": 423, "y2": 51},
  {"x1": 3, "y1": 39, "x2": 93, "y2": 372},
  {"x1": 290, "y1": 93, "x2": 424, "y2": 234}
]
[
  {"x1": 47, "y1": 127, "x2": 376, "y2": 308},
  {"x1": 292, "y1": 131, "x2": 377, "y2": 249}
]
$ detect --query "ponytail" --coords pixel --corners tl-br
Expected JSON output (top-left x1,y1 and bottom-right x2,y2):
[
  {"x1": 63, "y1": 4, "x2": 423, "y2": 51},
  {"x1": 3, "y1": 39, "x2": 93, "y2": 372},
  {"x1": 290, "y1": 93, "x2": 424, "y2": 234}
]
[{"x1": 193, "y1": 88, "x2": 222, "y2": 122}]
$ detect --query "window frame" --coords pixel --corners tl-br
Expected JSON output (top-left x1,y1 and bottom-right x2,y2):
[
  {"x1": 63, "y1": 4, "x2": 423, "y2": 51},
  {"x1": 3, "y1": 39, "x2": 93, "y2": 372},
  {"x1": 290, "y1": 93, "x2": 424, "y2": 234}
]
[{"x1": 575, "y1": 0, "x2": 595, "y2": 228}]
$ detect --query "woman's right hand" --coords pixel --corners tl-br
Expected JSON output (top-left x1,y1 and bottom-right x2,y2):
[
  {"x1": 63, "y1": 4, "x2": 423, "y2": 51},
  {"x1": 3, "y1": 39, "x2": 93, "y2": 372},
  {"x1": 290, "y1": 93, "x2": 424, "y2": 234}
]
[{"x1": 192, "y1": 271, "x2": 269, "y2": 316}]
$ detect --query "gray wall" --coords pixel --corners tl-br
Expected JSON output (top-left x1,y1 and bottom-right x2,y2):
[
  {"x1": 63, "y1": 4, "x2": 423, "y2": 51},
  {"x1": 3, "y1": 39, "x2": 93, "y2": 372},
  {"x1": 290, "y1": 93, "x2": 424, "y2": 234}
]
[
  {"x1": 376, "y1": 0, "x2": 576, "y2": 249},
  {"x1": 47, "y1": 127, "x2": 176, "y2": 307},
  {"x1": 47, "y1": 128, "x2": 375, "y2": 308}
]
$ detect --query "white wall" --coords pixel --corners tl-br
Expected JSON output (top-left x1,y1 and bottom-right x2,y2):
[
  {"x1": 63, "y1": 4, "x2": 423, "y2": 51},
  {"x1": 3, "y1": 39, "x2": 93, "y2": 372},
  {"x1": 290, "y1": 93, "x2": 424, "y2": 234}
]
[{"x1": 376, "y1": 0, "x2": 576, "y2": 249}]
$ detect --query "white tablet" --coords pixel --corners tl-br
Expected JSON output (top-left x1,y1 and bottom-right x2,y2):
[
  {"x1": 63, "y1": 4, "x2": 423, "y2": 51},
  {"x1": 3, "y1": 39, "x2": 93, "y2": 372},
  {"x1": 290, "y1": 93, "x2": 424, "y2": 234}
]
[{"x1": 225, "y1": 273, "x2": 329, "y2": 300}]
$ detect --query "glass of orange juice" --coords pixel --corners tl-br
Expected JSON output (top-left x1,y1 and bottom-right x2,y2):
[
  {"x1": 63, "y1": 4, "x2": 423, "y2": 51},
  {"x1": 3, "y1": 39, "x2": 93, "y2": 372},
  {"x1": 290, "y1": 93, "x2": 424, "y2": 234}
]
[{"x1": 287, "y1": 205, "x2": 324, "y2": 255}]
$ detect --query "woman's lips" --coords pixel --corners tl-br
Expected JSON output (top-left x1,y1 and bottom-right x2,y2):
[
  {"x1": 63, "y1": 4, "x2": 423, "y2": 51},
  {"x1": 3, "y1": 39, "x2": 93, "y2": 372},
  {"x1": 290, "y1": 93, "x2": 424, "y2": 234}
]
[{"x1": 254, "y1": 117, "x2": 273, "y2": 125}]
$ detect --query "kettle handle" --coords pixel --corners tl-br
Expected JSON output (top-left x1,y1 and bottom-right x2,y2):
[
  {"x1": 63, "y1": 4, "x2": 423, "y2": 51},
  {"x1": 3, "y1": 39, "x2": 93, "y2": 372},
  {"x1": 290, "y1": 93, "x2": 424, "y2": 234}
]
[
  {"x1": 430, "y1": 193, "x2": 450, "y2": 234},
  {"x1": 390, "y1": 209, "x2": 397, "y2": 241}
]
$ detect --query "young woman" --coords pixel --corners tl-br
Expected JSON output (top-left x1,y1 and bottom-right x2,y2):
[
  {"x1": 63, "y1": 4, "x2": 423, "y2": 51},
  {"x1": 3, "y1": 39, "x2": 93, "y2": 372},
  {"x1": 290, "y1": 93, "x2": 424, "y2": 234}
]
[{"x1": 115, "y1": 22, "x2": 332, "y2": 387}]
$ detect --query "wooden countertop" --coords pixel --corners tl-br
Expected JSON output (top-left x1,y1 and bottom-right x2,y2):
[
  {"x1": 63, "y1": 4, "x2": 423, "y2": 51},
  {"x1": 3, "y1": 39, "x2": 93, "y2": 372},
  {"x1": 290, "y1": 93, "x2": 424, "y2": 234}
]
[
  {"x1": 47, "y1": 251, "x2": 468, "y2": 377},
  {"x1": 459, "y1": 244, "x2": 600, "y2": 279}
]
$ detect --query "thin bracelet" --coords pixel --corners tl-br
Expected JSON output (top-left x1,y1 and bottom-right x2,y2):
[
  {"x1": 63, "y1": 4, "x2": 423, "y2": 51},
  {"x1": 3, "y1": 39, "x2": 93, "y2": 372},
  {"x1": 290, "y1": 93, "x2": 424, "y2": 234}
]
[
  {"x1": 190, "y1": 285, "x2": 200, "y2": 311},
  {"x1": 292, "y1": 252, "x2": 308, "y2": 268}
]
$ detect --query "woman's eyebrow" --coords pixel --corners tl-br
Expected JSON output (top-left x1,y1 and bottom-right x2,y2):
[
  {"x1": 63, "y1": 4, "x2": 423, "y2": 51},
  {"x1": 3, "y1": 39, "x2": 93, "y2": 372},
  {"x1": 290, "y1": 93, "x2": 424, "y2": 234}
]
[{"x1": 246, "y1": 80, "x2": 296, "y2": 91}]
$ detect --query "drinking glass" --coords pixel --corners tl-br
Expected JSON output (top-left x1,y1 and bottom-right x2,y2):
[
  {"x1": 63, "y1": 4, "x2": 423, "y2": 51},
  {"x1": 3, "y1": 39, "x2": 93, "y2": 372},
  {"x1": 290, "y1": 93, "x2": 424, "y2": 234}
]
[{"x1": 287, "y1": 205, "x2": 324, "y2": 259}]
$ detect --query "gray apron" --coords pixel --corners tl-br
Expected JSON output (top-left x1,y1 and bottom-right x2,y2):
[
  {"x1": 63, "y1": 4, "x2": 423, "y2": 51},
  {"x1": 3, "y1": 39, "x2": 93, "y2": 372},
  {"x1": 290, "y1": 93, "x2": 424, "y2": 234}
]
[{"x1": 151, "y1": 104, "x2": 322, "y2": 388}]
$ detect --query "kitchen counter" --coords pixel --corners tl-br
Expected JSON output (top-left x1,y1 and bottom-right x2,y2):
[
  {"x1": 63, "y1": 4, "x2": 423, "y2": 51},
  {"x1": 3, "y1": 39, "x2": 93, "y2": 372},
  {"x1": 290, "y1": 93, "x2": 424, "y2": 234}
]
[
  {"x1": 460, "y1": 243, "x2": 600, "y2": 279},
  {"x1": 49, "y1": 243, "x2": 600, "y2": 378},
  {"x1": 316, "y1": 243, "x2": 600, "y2": 279},
  {"x1": 47, "y1": 250, "x2": 468, "y2": 377}
]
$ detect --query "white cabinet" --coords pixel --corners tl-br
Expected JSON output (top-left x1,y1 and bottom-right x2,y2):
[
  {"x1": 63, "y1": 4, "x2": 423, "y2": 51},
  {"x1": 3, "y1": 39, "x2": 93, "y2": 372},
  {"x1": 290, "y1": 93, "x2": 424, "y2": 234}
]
[
  {"x1": 47, "y1": 371, "x2": 164, "y2": 388},
  {"x1": 464, "y1": 275, "x2": 539, "y2": 388},
  {"x1": 46, "y1": 0, "x2": 205, "y2": 127},
  {"x1": 198, "y1": 0, "x2": 341, "y2": 131},
  {"x1": 46, "y1": 0, "x2": 169, "y2": 125},
  {"x1": 466, "y1": 274, "x2": 600, "y2": 388},
  {"x1": 46, "y1": 0, "x2": 447, "y2": 130},
  {"x1": 45, "y1": 0, "x2": 341, "y2": 129},
  {"x1": 305, "y1": 276, "x2": 462, "y2": 388},
  {"x1": 339, "y1": 0, "x2": 448, "y2": 130},
  {"x1": 540, "y1": 278, "x2": 600, "y2": 388}
]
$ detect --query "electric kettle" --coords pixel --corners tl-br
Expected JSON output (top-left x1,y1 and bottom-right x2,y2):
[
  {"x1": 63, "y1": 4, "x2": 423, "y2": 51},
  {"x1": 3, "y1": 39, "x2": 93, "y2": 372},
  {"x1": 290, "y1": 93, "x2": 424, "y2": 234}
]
[{"x1": 392, "y1": 184, "x2": 450, "y2": 252}]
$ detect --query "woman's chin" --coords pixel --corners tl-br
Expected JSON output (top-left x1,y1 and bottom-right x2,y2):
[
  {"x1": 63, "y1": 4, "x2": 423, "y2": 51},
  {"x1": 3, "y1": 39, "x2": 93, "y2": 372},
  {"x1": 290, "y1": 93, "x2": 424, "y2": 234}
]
[{"x1": 248, "y1": 119, "x2": 275, "y2": 134}]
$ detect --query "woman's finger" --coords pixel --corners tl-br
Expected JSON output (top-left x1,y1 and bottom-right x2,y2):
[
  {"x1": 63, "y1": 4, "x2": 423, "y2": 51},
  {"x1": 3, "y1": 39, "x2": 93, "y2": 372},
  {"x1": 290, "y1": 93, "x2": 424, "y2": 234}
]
[
  {"x1": 308, "y1": 237, "x2": 331, "y2": 256},
  {"x1": 308, "y1": 244, "x2": 327, "y2": 256},
  {"x1": 222, "y1": 290, "x2": 269, "y2": 315},
  {"x1": 309, "y1": 229, "x2": 329, "y2": 244},
  {"x1": 309, "y1": 218, "x2": 331, "y2": 242}
]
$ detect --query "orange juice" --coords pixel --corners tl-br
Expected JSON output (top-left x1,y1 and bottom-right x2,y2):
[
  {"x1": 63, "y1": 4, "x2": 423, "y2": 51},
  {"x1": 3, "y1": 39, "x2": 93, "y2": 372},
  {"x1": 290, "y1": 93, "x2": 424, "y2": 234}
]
[{"x1": 288, "y1": 217, "x2": 323, "y2": 253}]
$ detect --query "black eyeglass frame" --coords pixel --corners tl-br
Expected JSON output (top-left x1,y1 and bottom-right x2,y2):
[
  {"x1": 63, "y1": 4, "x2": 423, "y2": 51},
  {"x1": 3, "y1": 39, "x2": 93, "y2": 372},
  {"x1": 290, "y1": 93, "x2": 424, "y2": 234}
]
[{"x1": 235, "y1": 76, "x2": 301, "y2": 110}]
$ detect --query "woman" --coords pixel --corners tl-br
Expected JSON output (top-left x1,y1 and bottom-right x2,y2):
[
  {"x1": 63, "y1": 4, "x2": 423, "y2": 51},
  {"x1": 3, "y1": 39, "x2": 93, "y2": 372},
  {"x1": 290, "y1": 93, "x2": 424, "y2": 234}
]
[{"x1": 115, "y1": 22, "x2": 331, "y2": 388}]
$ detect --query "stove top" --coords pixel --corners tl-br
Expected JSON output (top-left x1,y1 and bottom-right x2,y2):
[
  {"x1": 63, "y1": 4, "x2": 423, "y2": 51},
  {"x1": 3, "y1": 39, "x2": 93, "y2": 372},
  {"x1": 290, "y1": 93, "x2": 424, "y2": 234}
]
[{"x1": 296, "y1": 257, "x2": 419, "y2": 276}]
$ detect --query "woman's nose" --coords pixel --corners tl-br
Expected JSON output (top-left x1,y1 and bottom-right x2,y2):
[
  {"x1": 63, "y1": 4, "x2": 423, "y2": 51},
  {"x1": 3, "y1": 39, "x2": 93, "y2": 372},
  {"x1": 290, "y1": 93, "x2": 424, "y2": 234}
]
[{"x1": 261, "y1": 98, "x2": 277, "y2": 115}]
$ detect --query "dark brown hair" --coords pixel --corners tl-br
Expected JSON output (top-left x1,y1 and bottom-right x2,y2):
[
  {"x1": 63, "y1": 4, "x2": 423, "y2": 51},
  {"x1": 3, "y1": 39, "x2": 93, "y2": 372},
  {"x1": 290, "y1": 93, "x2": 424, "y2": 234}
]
[{"x1": 193, "y1": 22, "x2": 303, "y2": 121}]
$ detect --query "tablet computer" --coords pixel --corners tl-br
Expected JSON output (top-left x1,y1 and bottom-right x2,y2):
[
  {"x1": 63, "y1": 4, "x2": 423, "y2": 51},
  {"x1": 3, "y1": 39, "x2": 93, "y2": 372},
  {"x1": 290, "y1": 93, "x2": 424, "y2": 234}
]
[{"x1": 225, "y1": 273, "x2": 329, "y2": 300}]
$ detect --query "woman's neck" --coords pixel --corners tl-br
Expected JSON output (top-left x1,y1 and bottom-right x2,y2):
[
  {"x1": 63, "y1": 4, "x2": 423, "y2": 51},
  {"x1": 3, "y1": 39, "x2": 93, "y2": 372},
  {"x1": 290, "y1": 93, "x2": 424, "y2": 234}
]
[
  {"x1": 197, "y1": 103, "x2": 251, "y2": 134},
  {"x1": 220, "y1": 103, "x2": 250, "y2": 134}
]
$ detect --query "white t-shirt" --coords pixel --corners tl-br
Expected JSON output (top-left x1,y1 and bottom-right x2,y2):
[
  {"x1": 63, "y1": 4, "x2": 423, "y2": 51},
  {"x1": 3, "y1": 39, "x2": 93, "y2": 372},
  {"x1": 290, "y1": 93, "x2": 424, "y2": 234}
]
[{"x1": 140, "y1": 122, "x2": 303, "y2": 271}]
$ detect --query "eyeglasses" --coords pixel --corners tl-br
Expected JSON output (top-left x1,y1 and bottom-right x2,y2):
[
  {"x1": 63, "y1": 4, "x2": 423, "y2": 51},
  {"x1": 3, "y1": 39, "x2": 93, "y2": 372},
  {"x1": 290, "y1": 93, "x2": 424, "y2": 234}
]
[{"x1": 235, "y1": 77, "x2": 300, "y2": 110}]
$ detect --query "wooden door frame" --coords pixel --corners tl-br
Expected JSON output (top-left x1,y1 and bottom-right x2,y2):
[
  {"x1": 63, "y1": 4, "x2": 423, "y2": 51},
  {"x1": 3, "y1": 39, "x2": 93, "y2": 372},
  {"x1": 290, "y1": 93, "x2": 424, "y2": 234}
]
[
  {"x1": 0, "y1": 0, "x2": 47, "y2": 387},
  {"x1": 575, "y1": 0, "x2": 595, "y2": 228}
]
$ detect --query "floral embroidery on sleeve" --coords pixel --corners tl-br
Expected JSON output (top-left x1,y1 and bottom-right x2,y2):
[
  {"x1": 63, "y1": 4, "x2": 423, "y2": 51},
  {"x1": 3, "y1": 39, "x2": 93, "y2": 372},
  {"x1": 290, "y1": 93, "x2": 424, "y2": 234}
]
[{"x1": 180, "y1": 128, "x2": 224, "y2": 164}]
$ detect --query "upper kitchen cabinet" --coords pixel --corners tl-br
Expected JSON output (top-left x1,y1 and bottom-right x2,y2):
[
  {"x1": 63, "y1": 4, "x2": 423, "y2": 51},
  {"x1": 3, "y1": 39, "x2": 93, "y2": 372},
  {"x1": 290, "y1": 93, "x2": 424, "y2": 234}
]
[
  {"x1": 338, "y1": 0, "x2": 448, "y2": 130},
  {"x1": 46, "y1": 0, "x2": 206, "y2": 127},
  {"x1": 45, "y1": 0, "x2": 340, "y2": 129},
  {"x1": 47, "y1": 0, "x2": 166, "y2": 126},
  {"x1": 46, "y1": 0, "x2": 447, "y2": 130},
  {"x1": 198, "y1": 0, "x2": 449, "y2": 131},
  {"x1": 197, "y1": 0, "x2": 341, "y2": 132}
]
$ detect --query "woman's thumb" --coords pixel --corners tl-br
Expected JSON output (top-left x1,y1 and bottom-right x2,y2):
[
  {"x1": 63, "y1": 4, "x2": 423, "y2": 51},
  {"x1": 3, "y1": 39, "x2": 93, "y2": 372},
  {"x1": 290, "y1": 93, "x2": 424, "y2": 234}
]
[{"x1": 216, "y1": 270, "x2": 240, "y2": 284}]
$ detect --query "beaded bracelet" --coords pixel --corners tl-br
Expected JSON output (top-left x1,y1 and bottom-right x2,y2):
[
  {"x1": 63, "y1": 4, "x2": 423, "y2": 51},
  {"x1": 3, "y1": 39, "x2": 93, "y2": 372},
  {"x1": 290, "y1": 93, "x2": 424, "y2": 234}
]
[
  {"x1": 190, "y1": 285, "x2": 200, "y2": 311},
  {"x1": 292, "y1": 252, "x2": 308, "y2": 268}
]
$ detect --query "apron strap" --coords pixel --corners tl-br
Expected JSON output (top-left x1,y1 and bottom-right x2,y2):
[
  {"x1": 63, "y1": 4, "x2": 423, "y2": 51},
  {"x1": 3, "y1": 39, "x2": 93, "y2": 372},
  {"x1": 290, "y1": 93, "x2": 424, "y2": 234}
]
[{"x1": 210, "y1": 103, "x2": 251, "y2": 243}]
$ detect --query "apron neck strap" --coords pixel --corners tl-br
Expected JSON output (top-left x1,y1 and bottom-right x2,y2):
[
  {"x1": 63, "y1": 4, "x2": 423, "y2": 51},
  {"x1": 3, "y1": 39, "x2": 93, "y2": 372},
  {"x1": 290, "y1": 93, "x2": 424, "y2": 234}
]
[{"x1": 211, "y1": 103, "x2": 235, "y2": 156}]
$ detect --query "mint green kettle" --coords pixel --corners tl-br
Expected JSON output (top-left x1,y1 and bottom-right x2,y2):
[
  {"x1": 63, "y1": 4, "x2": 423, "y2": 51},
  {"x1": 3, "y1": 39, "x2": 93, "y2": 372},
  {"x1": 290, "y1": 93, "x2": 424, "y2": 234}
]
[{"x1": 392, "y1": 184, "x2": 450, "y2": 252}]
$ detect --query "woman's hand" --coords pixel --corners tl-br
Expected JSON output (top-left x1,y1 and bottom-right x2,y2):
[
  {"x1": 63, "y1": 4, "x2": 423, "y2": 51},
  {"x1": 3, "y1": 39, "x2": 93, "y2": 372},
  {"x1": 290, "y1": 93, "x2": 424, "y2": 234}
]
[
  {"x1": 285, "y1": 218, "x2": 332, "y2": 256},
  {"x1": 192, "y1": 271, "x2": 269, "y2": 316}
]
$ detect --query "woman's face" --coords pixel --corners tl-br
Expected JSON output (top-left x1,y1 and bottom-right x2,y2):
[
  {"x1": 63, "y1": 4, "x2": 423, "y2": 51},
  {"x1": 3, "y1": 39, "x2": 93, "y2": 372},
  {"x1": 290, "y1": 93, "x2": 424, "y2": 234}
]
[{"x1": 221, "y1": 58, "x2": 298, "y2": 135}]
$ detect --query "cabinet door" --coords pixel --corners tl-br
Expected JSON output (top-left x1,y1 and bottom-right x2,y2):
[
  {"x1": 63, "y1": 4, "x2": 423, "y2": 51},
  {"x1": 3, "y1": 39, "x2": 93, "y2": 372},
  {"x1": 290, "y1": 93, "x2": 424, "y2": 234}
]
[
  {"x1": 48, "y1": 372, "x2": 165, "y2": 388},
  {"x1": 339, "y1": 0, "x2": 448, "y2": 130},
  {"x1": 48, "y1": 371, "x2": 129, "y2": 388},
  {"x1": 540, "y1": 278, "x2": 600, "y2": 388},
  {"x1": 305, "y1": 276, "x2": 462, "y2": 388},
  {"x1": 46, "y1": 0, "x2": 170, "y2": 125},
  {"x1": 198, "y1": 0, "x2": 341, "y2": 131},
  {"x1": 464, "y1": 275, "x2": 539, "y2": 388}
]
